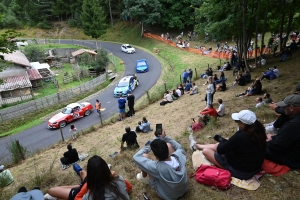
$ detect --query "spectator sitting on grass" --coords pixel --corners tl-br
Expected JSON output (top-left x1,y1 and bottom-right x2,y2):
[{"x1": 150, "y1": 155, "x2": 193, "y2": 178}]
[
  {"x1": 216, "y1": 99, "x2": 225, "y2": 117},
  {"x1": 121, "y1": 127, "x2": 139, "y2": 152},
  {"x1": 184, "y1": 80, "x2": 192, "y2": 91},
  {"x1": 272, "y1": 66, "x2": 280, "y2": 78},
  {"x1": 133, "y1": 130, "x2": 188, "y2": 200},
  {"x1": 172, "y1": 89, "x2": 179, "y2": 99},
  {"x1": 176, "y1": 87, "x2": 182, "y2": 97},
  {"x1": 136, "y1": 117, "x2": 152, "y2": 133},
  {"x1": 187, "y1": 83, "x2": 198, "y2": 95},
  {"x1": 264, "y1": 93, "x2": 273, "y2": 104},
  {"x1": 255, "y1": 97, "x2": 265, "y2": 108},
  {"x1": 190, "y1": 110, "x2": 266, "y2": 180},
  {"x1": 261, "y1": 68, "x2": 276, "y2": 81},
  {"x1": 200, "y1": 104, "x2": 218, "y2": 120},
  {"x1": 60, "y1": 143, "x2": 79, "y2": 165}
]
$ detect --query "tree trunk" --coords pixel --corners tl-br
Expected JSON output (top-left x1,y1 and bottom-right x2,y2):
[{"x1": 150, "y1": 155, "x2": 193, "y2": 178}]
[
  {"x1": 279, "y1": 0, "x2": 285, "y2": 50},
  {"x1": 109, "y1": 0, "x2": 114, "y2": 26},
  {"x1": 141, "y1": 22, "x2": 144, "y2": 37},
  {"x1": 261, "y1": 0, "x2": 269, "y2": 57},
  {"x1": 242, "y1": 0, "x2": 251, "y2": 71},
  {"x1": 254, "y1": 0, "x2": 260, "y2": 66},
  {"x1": 283, "y1": 0, "x2": 297, "y2": 46}
]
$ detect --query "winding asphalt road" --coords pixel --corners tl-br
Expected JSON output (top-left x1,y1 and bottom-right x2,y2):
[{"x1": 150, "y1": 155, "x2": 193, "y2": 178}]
[{"x1": 0, "y1": 40, "x2": 161, "y2": 163}]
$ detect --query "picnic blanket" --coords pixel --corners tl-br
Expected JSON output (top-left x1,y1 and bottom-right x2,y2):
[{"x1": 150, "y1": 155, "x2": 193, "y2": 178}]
[
  {"x1": 60, "y1": 153, "x2": 89, "y2": 170},
  {"x1": 231, "y1": 171, "x2": 265, "y2": 190}
]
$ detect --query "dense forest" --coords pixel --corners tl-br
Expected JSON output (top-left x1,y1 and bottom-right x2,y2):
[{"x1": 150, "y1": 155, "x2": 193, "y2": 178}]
[{"x1": 0, "y1": 0, "x2": 299, "y2": 68}]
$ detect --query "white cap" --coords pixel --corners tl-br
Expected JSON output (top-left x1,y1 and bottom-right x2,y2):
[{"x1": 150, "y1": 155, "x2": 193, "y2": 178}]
[
  {"x1": 0, "y1": 165, "x2": 4, "y2": 171},
  {"x1": 231, "y1": 110, "x2": 256, "y2": 125}
]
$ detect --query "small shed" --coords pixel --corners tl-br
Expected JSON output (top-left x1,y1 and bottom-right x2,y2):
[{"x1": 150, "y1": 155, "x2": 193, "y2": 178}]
[
  {"x1": 27, "y1": 69, "x2": 43, "y2": 89},
  {"x1": 71, "y1": 49, "x2": 97, "y2": 63}
]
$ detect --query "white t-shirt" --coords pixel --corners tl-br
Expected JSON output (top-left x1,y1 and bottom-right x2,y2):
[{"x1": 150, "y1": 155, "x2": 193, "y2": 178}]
[
  {"x1": 166, "y1": 93, "x2": 173, "y2": 102},
  {"x1": 273, "y1": 69, "x2": 279, "y2": 77},
  {"x1": 256, "y1": 102, "x2": 265, "y2": 108},
  {"x1": 164, "y1": 156, "x2": 179, "y2": 169},
  {"x1": 217, "y1": 104, "x2": 225, "y2": 116},
  {"x1": 206, "y1": 84, "x2": 214, "y2": 94},
  {"x1": 176, "y1": 89, "x2": 182, "y2": 97}
]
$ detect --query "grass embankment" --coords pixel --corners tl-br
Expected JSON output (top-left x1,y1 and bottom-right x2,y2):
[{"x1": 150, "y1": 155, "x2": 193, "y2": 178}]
[{"x1": 1, "y1": 21, "x2": 300, "y2": 199}]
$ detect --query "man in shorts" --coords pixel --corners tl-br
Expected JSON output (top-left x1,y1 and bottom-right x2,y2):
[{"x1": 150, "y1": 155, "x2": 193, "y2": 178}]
[{"x1": 118, "y1": 94, "x2": 126, "y2": 120}]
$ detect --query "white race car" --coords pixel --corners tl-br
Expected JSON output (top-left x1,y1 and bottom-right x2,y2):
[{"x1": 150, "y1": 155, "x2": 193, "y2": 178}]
[{"x1": 121, "y1": 44, "x2": 136, "y2": 54}]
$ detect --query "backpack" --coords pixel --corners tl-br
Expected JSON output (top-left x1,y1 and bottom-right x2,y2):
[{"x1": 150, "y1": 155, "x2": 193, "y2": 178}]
[{"x1": 193, "y1": 165, "x2": 231, "y2": 190}]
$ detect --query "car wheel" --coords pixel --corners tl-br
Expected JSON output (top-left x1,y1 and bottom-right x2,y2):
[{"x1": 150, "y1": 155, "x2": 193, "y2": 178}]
[
  {"x1": 60, "y1": 121, "x2": 67, "y2": 128},
  {"x1": 84, "y1": 110, "x2": 91, "y2": 116}
]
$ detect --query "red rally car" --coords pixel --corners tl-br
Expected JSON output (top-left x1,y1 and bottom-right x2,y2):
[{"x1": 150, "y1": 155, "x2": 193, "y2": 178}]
[{"x1": 47, "y1": 102, "x2": 93, "y2": 129}]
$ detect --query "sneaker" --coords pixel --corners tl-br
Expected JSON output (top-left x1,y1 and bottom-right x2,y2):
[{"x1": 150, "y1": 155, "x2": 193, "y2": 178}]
[
  {"x1": 107, "y1": 164, "x2": 112, "y2": 169},
  {"x1": 44, "y1": 193, "x2": 57, "y2": 200},
  {"x1": 109, "y1": 151, "x2": 118, "y2": 158},
  {"x1": 136, "y1": 172, "x2": 150, "y2": 184},
  {"x1": 145, "y1": 140, "x2": 152, "y2": 146},
  {"x1": 189, "y1": 134, "x2": 197, "y2": 151},
  {"x1": 73, "y1": 163, "x2": 82, "y2": 176}
]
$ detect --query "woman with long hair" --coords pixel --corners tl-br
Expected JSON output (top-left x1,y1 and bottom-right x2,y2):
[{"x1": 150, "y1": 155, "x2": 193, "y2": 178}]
[
  {"x1": 191, "y1": 110, "x2": 266, "y2": 180},
  {"x1": 45, "y1": 156, "x2": 129, "y2": 200}
]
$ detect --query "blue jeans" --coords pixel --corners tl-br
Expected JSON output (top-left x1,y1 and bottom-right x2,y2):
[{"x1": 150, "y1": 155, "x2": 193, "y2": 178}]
[{"x1": 207, "y1": 93, "x2": 212, "y2": 106}]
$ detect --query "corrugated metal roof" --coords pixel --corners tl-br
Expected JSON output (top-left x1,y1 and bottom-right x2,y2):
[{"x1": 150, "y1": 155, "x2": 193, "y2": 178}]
[
  {"x1": 27, "y1": 69, "x2": 42, "y2": 80},
  {"x1": 71, "y1": 49, "x2": 97, "y2": 57},
  {"x1": 0, "y1": 75, "x2": 32, "y2": 92},
  {"x1": 0, "y1": 50, "x2": 31, "y2": 67}
]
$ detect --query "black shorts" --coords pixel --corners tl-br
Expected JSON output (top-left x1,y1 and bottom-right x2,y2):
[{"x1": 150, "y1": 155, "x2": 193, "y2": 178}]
[{"x1": 68, "y1": 187, "x2": 80, "y2": 200}]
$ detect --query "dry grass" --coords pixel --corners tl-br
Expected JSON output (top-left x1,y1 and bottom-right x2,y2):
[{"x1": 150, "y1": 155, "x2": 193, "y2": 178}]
[{"x1": 1, "y1": 23, "x2": 300, "y2": 199}]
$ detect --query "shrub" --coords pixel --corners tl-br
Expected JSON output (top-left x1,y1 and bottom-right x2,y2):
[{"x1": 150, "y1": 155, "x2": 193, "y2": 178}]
[{"x1": 6, "y1": 139, "x2": 28, "y2": 164}]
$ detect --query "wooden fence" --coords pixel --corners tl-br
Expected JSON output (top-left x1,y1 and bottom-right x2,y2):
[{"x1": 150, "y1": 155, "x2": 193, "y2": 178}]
[{"x1": 0, "y1": 73, "x2": 107, "y2": 122}]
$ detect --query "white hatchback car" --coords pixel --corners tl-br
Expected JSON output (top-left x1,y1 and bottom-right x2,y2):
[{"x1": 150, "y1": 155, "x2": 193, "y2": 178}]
[{"x1": 121, "y1": 44, "x2": 136, "y2": 54}]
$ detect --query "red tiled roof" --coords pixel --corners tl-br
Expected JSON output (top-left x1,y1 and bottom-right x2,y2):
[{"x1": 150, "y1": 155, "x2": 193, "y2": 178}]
[
  {"x1": 27, "y1": 69, "x2": 42, "y2": 80},
  {"x1": 0, "y1": 75, "x2": 32, "y2": 92},
  {"x1": 71, "y1": 49, "x2": 97, "y2": 57},
  {"x1": 0, "y1": 50, "x2": 31, "y2": 67}
]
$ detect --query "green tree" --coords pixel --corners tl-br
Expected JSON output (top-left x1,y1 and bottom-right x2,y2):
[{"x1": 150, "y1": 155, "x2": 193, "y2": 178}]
[
  {"x1": 122, "y1": 0, "x2": 162, "y2": 35},
  {"x1": 93, "y1": 49, "x2": 109, "y2": 73},
  {"x1": 81, "y1": 0, "x2": 107, "y2": 45},
  {"x1": 160, "y1": 0, "x2": 194, "y2": 29},
  {"x1": 23, "y1": 45, "x2": 45, "y2": 62}
]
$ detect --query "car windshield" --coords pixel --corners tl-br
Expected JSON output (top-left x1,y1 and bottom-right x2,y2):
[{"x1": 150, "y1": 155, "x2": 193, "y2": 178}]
[
  {"x1": 62, "y1": 107, "x2": 72, "y2": 114},
  {"x1": 126, "y1": 45, "x2": 133, "y2": 48},
  {"x1": 137, "y1": 61, "x2": 146, "y2": 66},
  {"x1": 117, "y1": 81, "x2": 129, "y2": 87}
]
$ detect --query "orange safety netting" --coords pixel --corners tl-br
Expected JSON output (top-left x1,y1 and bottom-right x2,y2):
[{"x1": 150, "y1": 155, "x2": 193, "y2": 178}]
[{"x1": 144, "y1": 33, "x2": 264, "y2": 60}]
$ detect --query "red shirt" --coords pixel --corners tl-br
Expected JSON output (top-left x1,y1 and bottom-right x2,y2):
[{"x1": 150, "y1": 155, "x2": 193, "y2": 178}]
[{"x1": 200, "y1": 108, "x2": 218, "y2": 119}]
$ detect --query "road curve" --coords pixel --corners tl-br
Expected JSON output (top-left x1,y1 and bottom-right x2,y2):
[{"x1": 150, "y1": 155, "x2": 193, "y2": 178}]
[{"x1": 0, "y1": 40, "x2": 162, "y2": 163}]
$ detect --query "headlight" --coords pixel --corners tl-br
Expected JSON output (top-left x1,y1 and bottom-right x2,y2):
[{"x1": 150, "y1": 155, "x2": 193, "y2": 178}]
[{"x1": 52, "y1": 122, "x2": 57, "y2": 124}]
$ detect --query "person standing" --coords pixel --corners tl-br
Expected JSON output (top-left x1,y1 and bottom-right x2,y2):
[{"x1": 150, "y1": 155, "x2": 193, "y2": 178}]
[
  {"x1": 70, "y1": 124, "x2": 77, "y2": 140},
  {"x1": 127, "y1": 91, "x2": 135, "y2": 117},
  {"x1": 95, "y1": 99, "x2": 101, "y2": 115},
  {"x1": 188, "y1": 68, "x2": 193, "y2": 82},
  {"x1": 118, "y1": 94, "x2": 126, "y2": 120}
]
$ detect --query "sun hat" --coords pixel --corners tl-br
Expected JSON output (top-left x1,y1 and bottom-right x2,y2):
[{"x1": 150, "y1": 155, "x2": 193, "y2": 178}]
[
  {"x1": 277, "y1": 94, "x2": 300, "y2": 107},
  {"x1": 231, "y1": 110, "x2": 256, "y2": 125}
]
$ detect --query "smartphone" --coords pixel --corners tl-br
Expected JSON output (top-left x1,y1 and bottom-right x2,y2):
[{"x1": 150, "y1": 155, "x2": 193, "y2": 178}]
[{"x1": 156, "y1": 124, "x2": 163, "y2": 135}]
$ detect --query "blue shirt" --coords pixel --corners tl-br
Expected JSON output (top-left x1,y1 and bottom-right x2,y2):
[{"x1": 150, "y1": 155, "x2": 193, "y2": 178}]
[
  {"x1": 182, "y1": 71, "x2": 188, "y2": 79},
  {"x1": 118, "y1": 98, "x2": 126, "y2": 109}
]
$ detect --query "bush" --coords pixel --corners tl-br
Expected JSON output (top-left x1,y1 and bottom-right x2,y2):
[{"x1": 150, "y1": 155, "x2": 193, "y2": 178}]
[
  {"x1": 24, "y1": 45, "x2": 45, "y2": 62},
  {"x1": 6, "y1": 139, "x2": 28, "y2": 164},
  {"x1": 36, "y1": 21, "x2": 52, "y2": 29}
]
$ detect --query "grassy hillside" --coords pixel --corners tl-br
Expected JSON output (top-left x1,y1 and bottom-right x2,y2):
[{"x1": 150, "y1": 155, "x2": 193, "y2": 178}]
[{"x1": 1, "y1": 21, "x2": 300, "y2": 199}]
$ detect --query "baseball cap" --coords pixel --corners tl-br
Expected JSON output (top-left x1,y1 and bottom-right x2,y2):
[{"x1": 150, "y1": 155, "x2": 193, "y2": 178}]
[
  {"x1": 0, "y1": 165, "x2": 4, "y2": 171},
  {"x1": 277, "y1": 94, "x2": 300, "y2": 107},
  {"x1": 231, "y1": 110, "x2": 256, "y2": 125}
]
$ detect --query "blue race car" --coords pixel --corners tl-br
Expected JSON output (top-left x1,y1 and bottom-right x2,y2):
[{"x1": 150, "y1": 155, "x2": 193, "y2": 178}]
[
  {"x1": 113, "y1": 76, "x2": 138, "y2": 97},
  {"x1": 136, "y1": 59, "x2": 149, "y2": 73}
]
